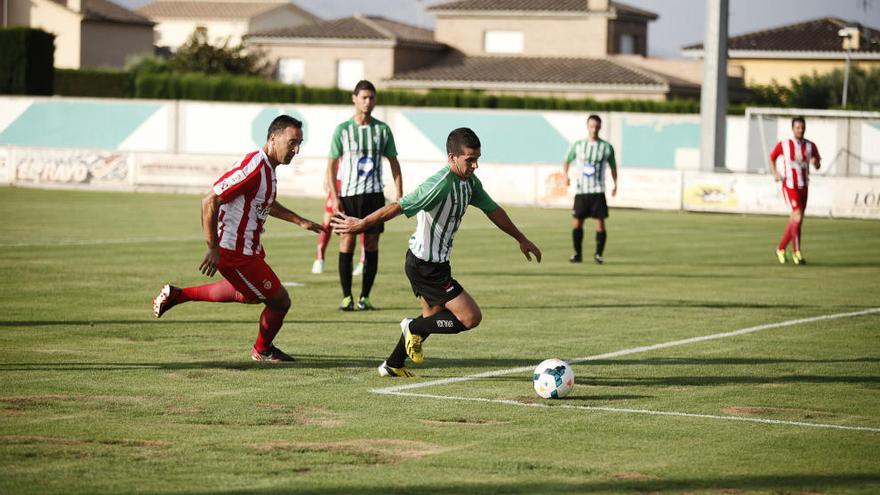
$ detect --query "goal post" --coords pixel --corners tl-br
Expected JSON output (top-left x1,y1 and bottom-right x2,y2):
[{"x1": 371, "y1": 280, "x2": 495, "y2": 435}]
[{"x1": 744, "y1": 107, "x2": 880, "y2": 178}]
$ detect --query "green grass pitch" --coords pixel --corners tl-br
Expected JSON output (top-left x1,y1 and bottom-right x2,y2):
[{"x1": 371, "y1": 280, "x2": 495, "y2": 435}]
[{"x1": 1, "y1": 186, "x2": 878, "y2": 494}]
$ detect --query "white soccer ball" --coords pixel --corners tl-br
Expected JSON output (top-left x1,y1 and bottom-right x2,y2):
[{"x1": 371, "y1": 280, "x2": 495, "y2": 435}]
[{"x1": 533, "y1": 358, "x2": 575, "y2": 399}]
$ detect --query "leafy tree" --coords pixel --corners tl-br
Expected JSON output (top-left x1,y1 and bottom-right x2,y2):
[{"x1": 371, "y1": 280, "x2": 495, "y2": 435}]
[{"x1": 168, "y1": 29, "x2": 267, "y2": 76}]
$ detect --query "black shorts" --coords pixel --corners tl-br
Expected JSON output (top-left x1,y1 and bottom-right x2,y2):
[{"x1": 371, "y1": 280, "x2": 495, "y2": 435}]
[
  {"x1": 340, "y1": 192, "x2": 385, "y2": 234},
  {"x1": 405, "y1": 250, "x2": 464, "y2": 307},
  {"x1": 572, "y1": 193, "x2": 609, "y2": 220}
]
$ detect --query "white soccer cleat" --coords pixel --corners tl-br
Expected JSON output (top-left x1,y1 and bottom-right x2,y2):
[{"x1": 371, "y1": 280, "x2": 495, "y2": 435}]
[{"x1": 311, "y1": 259, "x2": 324, "y2": 274}]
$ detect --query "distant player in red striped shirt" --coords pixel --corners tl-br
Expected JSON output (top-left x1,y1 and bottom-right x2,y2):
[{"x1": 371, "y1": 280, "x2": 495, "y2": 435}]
[
  {"x1": 769, "y1": 116, "x2": 821, "y2": 265},
  {"x1": 152, "y1": 115, "x2": 325, "y2": 362}
]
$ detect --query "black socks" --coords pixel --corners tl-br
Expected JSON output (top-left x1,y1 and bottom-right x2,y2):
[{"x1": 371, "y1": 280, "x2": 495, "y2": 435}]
[
  {"x1": 572, "y1": 228, "x2": 584, "y2": 256},
  {"x1": 338, "y1": 252, "x2": 353, "y2": 297},
  {"x1": 596, "y1": 231, "x2": 607, "y2": 256},
  {"x1": 360, "y1": 250, "x2": 379, "y2": 298},
  {"x1": 409, "y1": 310, "x2": 468, "y2": 335}
]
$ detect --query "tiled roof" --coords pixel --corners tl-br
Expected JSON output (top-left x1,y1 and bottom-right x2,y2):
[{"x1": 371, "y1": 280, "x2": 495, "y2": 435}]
[
  {"x1": 683, "y1": 17, "x2": 880, "y2": 53},
  {"x1": 390, "y1": 55, "x2": 673, "y2": 87},
  {"x1": 429, "y1": 0, "x2": 657, "y2": 19},
  {"x1": 248, "y1": 15, "x2": 440, "y2": 46},
  {"x1": 137, "y1": 1, "x2": 312, "y2": 20},
  {"x1": 82, "y1": 0, "x2": 154, "y2": 26}
]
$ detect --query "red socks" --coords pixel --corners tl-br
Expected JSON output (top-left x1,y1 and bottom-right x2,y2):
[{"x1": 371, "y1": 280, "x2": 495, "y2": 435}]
[
  {"x1": 174, "y1": 280, "x2": 288, "y2": 353},
  {"x1": 179, "y1": 280, "x2": 248, "y2": 304},
  {"x1": 316, "y1": 222, "x2": 331, "y2": 260},
  {"x1": 254, "y1": 306, "x2": 287, "y2": 352}
]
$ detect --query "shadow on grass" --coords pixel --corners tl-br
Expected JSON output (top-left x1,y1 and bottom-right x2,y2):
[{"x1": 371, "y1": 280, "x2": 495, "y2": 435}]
[
  {"x1": 462, "y1": 270, "x2": 754, "y2": 279},
  {"x1": 171, "y1": 473, "x2": 880, "y2": 495},
  {"x1": 2, "y1": 354, "x2": 876, "y2": 375},
  {"x1": 0, "y1": 319, "x2": 401, "y2": 328}
]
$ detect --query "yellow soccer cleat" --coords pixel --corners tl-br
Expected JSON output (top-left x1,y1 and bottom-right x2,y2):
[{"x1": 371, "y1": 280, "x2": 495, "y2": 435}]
[
  {"x1": 377, "y1": 360, "x2": 416, "y2": 378},
  {"x1": 401, "y1": 317, "x2": 423, "y2": 364},
  {"x1": 792, "y1": 250, "x2": 806, "y2": 265},
  {"x1": 775, "y1": 249, "x2": 786, "y2": 264}
]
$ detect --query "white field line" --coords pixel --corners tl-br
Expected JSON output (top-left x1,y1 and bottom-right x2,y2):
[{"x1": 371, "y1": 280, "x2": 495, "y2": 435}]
[
  {"x1": 0, "y1": 222, "x2": 516, "y2": 248},
  {"x1": 0, "y1": 231, "x2": 312, "y2": 248},
  {"x1": 388, "y1": 391, "x2": 880, "y2": 433},
  {"x1": 372, "y1": 307, "x2": 880, "y2": 432}
]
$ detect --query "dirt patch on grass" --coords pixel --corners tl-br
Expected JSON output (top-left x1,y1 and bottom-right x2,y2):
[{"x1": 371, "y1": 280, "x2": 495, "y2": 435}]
[
  {"x1": 722, "y1": 406, "x2": 839, "y2": 419},
  {"x1": 257, "y1": 404, "x2": 343, "y2": 427},
  {"x1": 250, "y1": 439, "x2": 448, "y2": 463},
  {"x1": 420, "y1": 418, "x2": 511, "y2": 426},
  {"x1": 0, "y1": 394, "x2": 72, "y2": 406},
  {"x1": 611, "y1": 471, "x2": 659, "y2": 481},
  {"x1": 0, "y1": 435, "x2": 168, "y2": 448},
  {"x1": 0, "y1": 394, "x2": 148, "y2": 410}
]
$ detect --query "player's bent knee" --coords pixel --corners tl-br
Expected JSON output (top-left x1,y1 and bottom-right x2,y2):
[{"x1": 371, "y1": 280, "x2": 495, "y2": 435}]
[
  {"x1": 460, "y1": 310, "x2": 482, "y2": 330},
  {"x1": 266, "y1": 289, "x2": 291, "y2": 313}
]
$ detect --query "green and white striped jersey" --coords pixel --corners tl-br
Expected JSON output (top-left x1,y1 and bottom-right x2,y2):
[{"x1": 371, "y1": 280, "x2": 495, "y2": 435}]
[
  {"x1": 565, "y1": 138, "x2": 616, "y2": 194},
  {"x1": 399, "y1": 167, "x2": 498, "y2": 263},
  {"x1": 330, "y1": 117, "x2": 398, "y2": 197}
]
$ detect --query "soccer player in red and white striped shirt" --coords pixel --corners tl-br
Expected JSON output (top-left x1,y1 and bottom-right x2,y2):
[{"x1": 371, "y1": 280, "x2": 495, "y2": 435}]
[
  {"x1": 769, "y1": 116, "x2": 821, "y2": 265},
  {"x1": 152, "y1": 115, "x2": 325, "y2": 362}
]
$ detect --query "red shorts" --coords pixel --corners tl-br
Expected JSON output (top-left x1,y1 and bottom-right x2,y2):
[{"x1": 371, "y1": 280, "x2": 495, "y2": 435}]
[
  {"x1": 782, "y1": 186, "x2": 808, "y2": 211},
  {"x1": 218, "y1": 249, "x2": 282, "y2": 302}
]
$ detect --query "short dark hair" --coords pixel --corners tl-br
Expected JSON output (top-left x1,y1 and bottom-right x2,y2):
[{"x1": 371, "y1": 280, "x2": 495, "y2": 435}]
[
  {"x1": 353, "y1": 80, "x2": 376, "y2": 95},
  {"x1": 266, "y1": 115, "x2": 302, "y2": 140},
  {"x1": 588, "y1": 114, "x2": 602, "y2": 124},
  {"x1": 446, "y1": 127, "x2": 481, "y2": 155},
  {"x1": 791, "y1": 116, "x2": 806, "y2": 127}
]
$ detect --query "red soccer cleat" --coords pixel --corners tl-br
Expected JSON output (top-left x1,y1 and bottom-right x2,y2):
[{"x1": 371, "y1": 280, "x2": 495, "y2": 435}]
[{"x1": 251, "y1": 345, "x2": 295, "y2": 363}]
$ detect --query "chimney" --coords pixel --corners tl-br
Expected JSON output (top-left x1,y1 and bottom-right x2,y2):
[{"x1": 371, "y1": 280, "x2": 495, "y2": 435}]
[
  {"x1": 845, "y1": 29, "x2": 860, "y2": 50},
  {"x1": 589, "y1": 0, "x2": 609, "y2": 12}
]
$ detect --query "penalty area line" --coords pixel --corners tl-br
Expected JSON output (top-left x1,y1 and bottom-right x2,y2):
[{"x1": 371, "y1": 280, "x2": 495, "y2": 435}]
[
  {"x1": 371, "y1": 307, "x2": 880, "y2": 433},
  {"x1": 386, "y1": 391, "x2": 880, "y2": 433}
]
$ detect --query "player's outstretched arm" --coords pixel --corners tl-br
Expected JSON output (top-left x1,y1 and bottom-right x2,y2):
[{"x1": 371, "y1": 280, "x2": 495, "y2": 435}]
[
  {"x1": 270, "y1": 202, "x2": 325, "y2": 234},
  {"x1": 331, "y1": 202, "x2": 403, "y2": 235},
  {"x1": 485, "y1": 207, "x2": 542, "y2": 263},
  {"x1": 200, "y1": 191, "x2": 222, "y2": 277}
]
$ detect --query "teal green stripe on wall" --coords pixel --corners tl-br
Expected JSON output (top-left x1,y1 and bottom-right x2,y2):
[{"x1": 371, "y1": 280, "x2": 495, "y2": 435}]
[
  {"x1": 621, "y1": 118, "x2": 699, "y2": 168},
  {"x1": 402, "y1": 110, "x2": 569, "y2": 164},
  {"x1": 0, "y1": 101, "x2": 161, "y2": 149}
]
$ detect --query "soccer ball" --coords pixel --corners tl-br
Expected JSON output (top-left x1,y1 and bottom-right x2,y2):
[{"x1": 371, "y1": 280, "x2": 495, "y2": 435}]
[{"x1": 533, "y1": 359, "x2": 575, "y2": 399}]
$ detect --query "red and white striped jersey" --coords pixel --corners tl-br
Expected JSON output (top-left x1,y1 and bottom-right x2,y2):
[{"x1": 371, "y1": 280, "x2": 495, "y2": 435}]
[
  {"x1": 770, "y1": 138, "x2": 820, "y2": 190},
  {"x1": 212, "y1": 149, "x2": 276, "y2": 257}
]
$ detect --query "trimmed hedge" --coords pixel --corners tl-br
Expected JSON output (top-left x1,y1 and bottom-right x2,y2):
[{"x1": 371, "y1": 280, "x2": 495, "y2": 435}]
[
  {"x1": 0, "y1": 27, "x2": 54, "y2": 95},
  {"x1": 132, "y1": 72, "x2": 707, "y2": 113},
  {"x1": 55, "y1": 68, "x2": 134, "y2": 98},
  {"x1": 47, "y1": 69, "x2": 759, "y2": 113}
]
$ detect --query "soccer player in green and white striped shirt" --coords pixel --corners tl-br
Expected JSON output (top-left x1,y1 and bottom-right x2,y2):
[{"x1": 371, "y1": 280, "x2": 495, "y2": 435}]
[
  {"x1": 562, "y1": 114, "x2": 618, "y2": 264},
  {"x1": 331, "y1": 128, "x2": 542, "y2": 378},
  {"x1": 327, "y1": 80, "x2": 403, "y2": 311}
]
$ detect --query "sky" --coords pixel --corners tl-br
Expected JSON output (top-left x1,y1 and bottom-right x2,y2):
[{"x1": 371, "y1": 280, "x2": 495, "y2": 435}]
[{"x1": 118, "y1": 0, "x2": 880, "y2": 58}]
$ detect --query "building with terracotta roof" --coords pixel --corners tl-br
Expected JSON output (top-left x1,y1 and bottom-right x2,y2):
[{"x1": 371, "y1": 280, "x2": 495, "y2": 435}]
[
  {"x1": 137, "y1": 0, "x2": 317, "y2": 51},
  {"x1": 2, "y1": 0, "x2": 155, "y2": 69},
  {"x1": 682, "y1": 17, "x2": 880, "y2": 86},
  {"x1": 247, "y1": 0, "x2": 721, "y2": 100},
  {"x1": 246, "y1": 14, "x2": 448, "y2": 89}
]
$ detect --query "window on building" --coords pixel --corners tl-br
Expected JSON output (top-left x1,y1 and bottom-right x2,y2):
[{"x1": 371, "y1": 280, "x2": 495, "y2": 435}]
[
  {"x1": 278, "y1": 58, "x2": 304, "y2": 85},
  {"x1": 337, "y1": 59, "x2": 364, "y2": 90},
  {"x1": 619, "y1": 33, "x2": 635, "y2": 54},
  {"x1": 484, "y1": 31, "x2": 524, "y2": 54}
]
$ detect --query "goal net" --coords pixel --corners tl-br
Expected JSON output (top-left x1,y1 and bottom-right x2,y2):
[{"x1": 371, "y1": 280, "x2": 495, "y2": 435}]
[{"x1": 744, "y1": 107, "x2": 880, "y2": 178}]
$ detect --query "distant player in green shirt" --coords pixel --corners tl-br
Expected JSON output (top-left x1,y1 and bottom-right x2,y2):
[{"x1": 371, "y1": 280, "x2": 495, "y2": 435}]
[
  {"x1": 563, "y1": 114, "x2": 618, "y2": 264},
  {"x1": 331, "y1": 128, "x2": 542, "y2": 377},
  {"x1": 327, "y1": 80, "x2": 403, "y2": 311}
]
